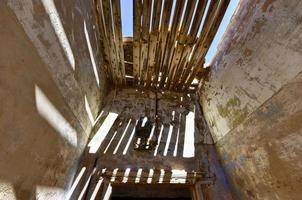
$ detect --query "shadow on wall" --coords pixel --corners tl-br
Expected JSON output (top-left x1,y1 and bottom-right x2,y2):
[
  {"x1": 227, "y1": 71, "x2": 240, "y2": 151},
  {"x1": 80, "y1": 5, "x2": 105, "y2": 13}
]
[
  {"x1": 0, "y1": 12, "x2": 80, "y2": 199},
  {"x1": 0, "y1": 1, "x2": 105, "y2": 199}
]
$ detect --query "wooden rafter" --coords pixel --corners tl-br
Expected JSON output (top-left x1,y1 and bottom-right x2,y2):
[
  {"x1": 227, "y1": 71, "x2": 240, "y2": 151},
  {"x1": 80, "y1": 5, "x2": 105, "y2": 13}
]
[
  {"x1": 95, "y1": 0, "x2": 126, "y2": 85},
  {"x1": 129, "y1": 0, "x2": 230, "y2": 91},
  {"x1": 95, "y1": 0, "x2": 230, "y2": 91}
]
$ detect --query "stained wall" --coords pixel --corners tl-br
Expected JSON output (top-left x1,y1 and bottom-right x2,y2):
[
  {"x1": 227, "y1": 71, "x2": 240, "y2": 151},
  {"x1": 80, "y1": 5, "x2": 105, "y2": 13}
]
[
  {"x1": 200, "y1": 0, "x2": 302, "y2": 199},
  {"x1": 0, "y1": 0, "x2": 107, "y2": 199}
]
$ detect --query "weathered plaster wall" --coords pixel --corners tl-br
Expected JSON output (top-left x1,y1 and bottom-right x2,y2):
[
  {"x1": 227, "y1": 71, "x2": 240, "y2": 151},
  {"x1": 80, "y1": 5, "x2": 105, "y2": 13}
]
[
  {"x1": 200, "y1": 0, "x2": 302, "y2": 199},
  {"x1": 0, "y1": 0, "x2": 107, "y2": 199}
]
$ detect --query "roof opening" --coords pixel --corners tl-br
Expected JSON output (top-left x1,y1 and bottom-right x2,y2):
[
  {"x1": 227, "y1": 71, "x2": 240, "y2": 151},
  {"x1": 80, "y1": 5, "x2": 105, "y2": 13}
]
[{"x1": 121, "y1": 0, "x2": 133, "y2": 37}]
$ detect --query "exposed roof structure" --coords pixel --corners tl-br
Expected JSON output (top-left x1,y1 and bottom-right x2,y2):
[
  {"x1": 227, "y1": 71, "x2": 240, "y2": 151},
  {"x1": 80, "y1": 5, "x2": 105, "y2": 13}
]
[{"x1": 95, "y1": 0, "x2": 230, "y2": 91}]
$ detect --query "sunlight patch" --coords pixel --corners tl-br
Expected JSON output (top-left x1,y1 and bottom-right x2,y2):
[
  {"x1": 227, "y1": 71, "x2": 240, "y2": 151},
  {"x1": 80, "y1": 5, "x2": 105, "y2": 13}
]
[
  {"x1": 41, "y1": 0, "x2": 75, "y2": 70},
  {"x1": 88, "y1": 112, "x2": 118, "y2": 153},
  {"x1": 84, "y1": 21, "x2": 100, "y2": 86},
  {"x1": 35, "y1": 85, "x2": 77, "y2": 147},
  {"x1": 85, "y1": 95, "x2": 95, "y2": 125},
  {"x1": 183, "y1": 107, "x2": 195, "y2": 158}
]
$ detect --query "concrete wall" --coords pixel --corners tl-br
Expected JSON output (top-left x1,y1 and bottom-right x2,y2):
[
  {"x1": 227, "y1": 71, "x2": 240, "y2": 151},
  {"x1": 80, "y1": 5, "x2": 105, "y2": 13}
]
[
  {"x1": 0, "y1": 0, "x2": 107, "y2": 199},
  {"x1": 200, "y1": 0, "x2": 302, "y2": 199}
]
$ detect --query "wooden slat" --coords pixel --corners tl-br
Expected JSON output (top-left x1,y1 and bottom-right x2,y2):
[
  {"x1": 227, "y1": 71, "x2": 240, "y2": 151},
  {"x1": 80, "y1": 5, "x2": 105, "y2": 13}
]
[
  {"x1": 120, "y1": 0, "x2": 230, "y2": 91},
  {"x1": 146, "y1": 0, "x2": 163, "y2": 87},
  {"x1": 172, "y1": 45, "x2": 193, "y2": 89},
  {"x1": 177, "y1": 0, "x2": 220, "y2": 89},
  {"x1": 139, "y1": 0, "x2": 152, "y2": 85},
  {"x1": 165, "y1": 0, "x2": 197, "y2": 89},
  {"x1": 103, "y1": 0, "x2": 122, "y2": 84},
  {"x1": 115, "y1": 119, "x2": 136, "y2": 155},
  {"x1": 133, "y1": 0, "x2": 142, "y2": 84},
  {"x1": 183, "y1": 0, "x2": 230, "y2": 91},
  {"x1": 96, "y1": 0, "x2": 115, "y2": 83},
  {"x1": 172, "y1": 0, "x2": 208, "y2": 89},
  {"x1": 189, "y1": 0, "x2": 208, "y2": 39},
  {"x1": 162, "y1": 0, "x2": 187, "y2": 89},
  {"x1": 157, "y1": 0, "x2": 173, "y2": 87},
  {"x1": 111, "y1": 0, "x2": 126, "y2": 83},
  {"x1": 93, "y1": 0, "x2": 112, "y2": 82}
]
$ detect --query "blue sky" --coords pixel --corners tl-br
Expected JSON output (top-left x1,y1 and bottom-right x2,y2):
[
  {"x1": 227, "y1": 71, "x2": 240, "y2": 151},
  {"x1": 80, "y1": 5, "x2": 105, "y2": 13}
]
[{"x1": 120, "y1": 0, "x2": 239, "y2": 64}]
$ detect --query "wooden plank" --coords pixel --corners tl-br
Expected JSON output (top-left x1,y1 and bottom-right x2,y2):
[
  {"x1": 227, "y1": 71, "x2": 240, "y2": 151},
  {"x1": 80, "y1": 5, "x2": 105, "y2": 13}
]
[
  {"x1": 172, "y1": 0, "x2": 208, "y2": 90},
  {"x1": 183, "y1": 0, "x2": 230, "y2": 91},
  {"x1": 167, "y1": 111, "x2": 181, "y2": 156},
  {"x1": 189, "y1": 0, "x2": 208, "y2": 39},
  {"x1": 151, "y1": 169, "x2": 161, "y2": 184},
  {"x1": 115, "y1": 119, "x2": 136, "y2": 155},
  {"x1": 103, "y1": 0, "x2": 121, "y2": 84},
  {"x1": 98, "y1": 154, "x2": 197, "y2": 171},
  {"x1": 178, "y1": 0, "x2": 219, "y2": 90},
  {"x1": 111, "y1": 0, "x2": 126, "y2": 83},
  {"x1": 166, "y1": 44, "x2": 185, "y2": 89},
  {"x1": 96, "y1": 0, "x2": 115, "y2": 83},
  {"x1": 157, "y1": 0, "x2": 173, "y2": 88},
  {"x1": 93, "y1": 0, "x2": 112, "y2": 83},
  {"x1": 139, "y1": 0, "x2": 152, "y2": 86},
  {"x1": 139, "y1": 169, "x2": 150, "y2": 183},
  {"x1": 108, "y1": 0, "x2": 123, "y2": 84},
  {"x1": 162, "y1": 0, "x2": 187, "y2": 89},
  {"x1": 139, "y1": 0, "x2": 152, "y2": 85},
  {"x1": 99, "y1": 117, "x2": 123, "y2": 154},
  {"x1": 165, "y1": 0, "x2": 196, "y2": 89},
  {"x1": 146, "y1": 32, "x2": 158, "y2": 87},
  {"x1": 146, "y1": 0, "x2": 162, "y2": 87},
  {"x1": 104, "y1": 118, "x2": 129, "y2": 155},
  {"x1": 127, "y1": 170, "x2": 138, "y2": 183},
  {"x1": 163, "y1": 170, "x2": 173, "y2": 183},
  {"x1": 133, "y1": 0, "x2": 142, "y2": 84},
  {"x1": 172, "y1": 45, "x2": 192, "y2": 90},
  {"x1": 177, "y1": 110, "x2": 186, "y2": 157},
  {"x1": 156, "y1": 124, "x2": 169, "y2": 156}
]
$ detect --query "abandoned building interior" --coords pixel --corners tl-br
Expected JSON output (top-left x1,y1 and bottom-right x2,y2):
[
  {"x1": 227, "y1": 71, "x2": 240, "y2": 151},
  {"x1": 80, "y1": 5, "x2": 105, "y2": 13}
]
[{"x1": 0, "y1": 0, "x2": 302, "y2": 199}]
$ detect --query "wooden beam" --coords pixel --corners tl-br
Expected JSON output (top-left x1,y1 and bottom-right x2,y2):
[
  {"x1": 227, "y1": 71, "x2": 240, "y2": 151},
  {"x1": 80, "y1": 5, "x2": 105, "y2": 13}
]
[
  {"x1": 183, "y1": 0, "x2": 230, "y2": 91},
  {"x1": 146, "y1": 0, "x2": 163, "y2": 87},
  {"x1": 139, "y1": 0, "x2": 152, "y2": 85},
  {"x1": 111, "y1": 0, "x2": 126, "y2": 83},
  {"x1": 157, "y1": 0, "x2": 173, "y2": 88},
  {"x1": 162, "y1": 0, "x2": 187, "y2": 89},
  {"x1": 133, "y1": 0, "x2": 142, "y2": 84},
  {"x1": 173, "y1": 0, "x2": 208, "y2": 90},
  {"x1": 94, "y1": 0, "x2": 113, "y2": 83},
  {"x1": 177, "y1": 0, "x2": 220, "y2": 90}
]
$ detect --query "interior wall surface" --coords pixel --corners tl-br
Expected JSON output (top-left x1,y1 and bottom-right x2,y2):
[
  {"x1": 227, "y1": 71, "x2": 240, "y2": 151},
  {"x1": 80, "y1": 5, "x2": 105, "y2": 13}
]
[
  {"x1": 200, "y1": 0, "x2": 302, "y2": 199},
  {"x1": 0, "y1": 0, "x2": 107, "y2": 199}
]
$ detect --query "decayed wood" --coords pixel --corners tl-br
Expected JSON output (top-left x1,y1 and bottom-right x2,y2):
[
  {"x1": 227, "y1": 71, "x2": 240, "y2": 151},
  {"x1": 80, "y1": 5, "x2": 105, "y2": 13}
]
[
  {"x1": 146, "y1": 0, "x2": 163, "y2": 87},
  {"x1": 96, "y1": 0, "x2": 114, "y2": 83},
  {"x1": 93, "y1": 0, "x2": 112, "y2": 83},
  {"x1": 162, "y1": 0, "x2": 187, "y2": 89},
  {"x1": 139, "y1": 0, "x2": 152, "y2": 85},
  {"x1": 177, "y1": 0, "x2": 219, "y2": 90},
  {"x1": 101, "y1": 169, "x2": 207, "y2": 184},
  {"x1": 103, "y1": 0, "x2": 120, "y2": 84},
  {"x1": 173, "y1": 0, "x2": 208, "y2": 90},
  {"x1": 95, "y1": 0, "x2": 128, "y2": 85},
  {"x1": 165, "y1": 0, "x2": 197, "y2": 89},
  {"x1": 96, "y1": 0, "x2": 230, "y2": 90},
  {"x1": 182, "y1": 0, "x2": 231, "y2": 91},
  {"x1": 133, "y1": 0, "x2": 142, "y2": 84},
  {"x1": 111, "y1": 0, "x2": 126, "y2": 83},
  {"x1": 157, "y1": 0, "x2": 173, "y2": 87}
]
